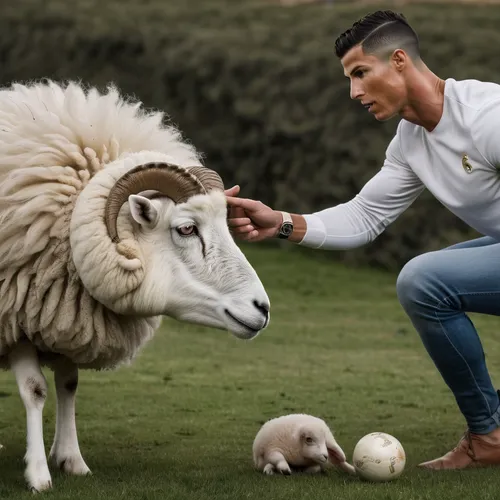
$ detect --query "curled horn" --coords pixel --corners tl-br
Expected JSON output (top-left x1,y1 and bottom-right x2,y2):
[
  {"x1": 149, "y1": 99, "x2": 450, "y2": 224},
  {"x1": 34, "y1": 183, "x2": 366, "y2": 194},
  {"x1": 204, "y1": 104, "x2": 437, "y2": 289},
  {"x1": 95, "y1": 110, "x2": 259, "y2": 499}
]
[
  {"x1": 187, "y1": 166, "x2": 225, "y2": 192},
  {"x1": 104, "y1": 162, "x2": 224, "y2": 244}
]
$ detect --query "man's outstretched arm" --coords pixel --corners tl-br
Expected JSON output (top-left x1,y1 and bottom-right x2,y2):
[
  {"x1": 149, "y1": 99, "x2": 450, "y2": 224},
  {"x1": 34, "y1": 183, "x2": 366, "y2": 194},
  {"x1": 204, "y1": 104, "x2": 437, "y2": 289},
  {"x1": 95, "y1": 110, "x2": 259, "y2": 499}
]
[{"x1": 226, "y1": 134, "x2": 425, "y2": 249}]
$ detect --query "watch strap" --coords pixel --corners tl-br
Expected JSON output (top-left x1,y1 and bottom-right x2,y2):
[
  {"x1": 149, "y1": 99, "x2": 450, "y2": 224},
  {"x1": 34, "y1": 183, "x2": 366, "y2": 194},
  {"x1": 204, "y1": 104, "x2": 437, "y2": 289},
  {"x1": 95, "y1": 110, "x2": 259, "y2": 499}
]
[
  {"x1": 281, "y1": 211, "x2": 292, "y2": 225},
  {"x1": 278, "y1": 211, "x2": 293, "y2": 239}
]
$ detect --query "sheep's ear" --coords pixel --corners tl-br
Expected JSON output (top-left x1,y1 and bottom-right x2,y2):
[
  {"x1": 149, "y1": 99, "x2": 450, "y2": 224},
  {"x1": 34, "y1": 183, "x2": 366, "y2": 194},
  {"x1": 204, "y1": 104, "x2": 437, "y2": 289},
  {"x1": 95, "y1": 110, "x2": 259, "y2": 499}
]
[
  {"x1": 326, "y1": 440, "x2": 346, "y2": 464},
  {"x1": 129, "y1": 195, "x2": 159, "y2": 228},
  {"x1": 326, "y1": 433, "x2": 357, "y2": 475}
]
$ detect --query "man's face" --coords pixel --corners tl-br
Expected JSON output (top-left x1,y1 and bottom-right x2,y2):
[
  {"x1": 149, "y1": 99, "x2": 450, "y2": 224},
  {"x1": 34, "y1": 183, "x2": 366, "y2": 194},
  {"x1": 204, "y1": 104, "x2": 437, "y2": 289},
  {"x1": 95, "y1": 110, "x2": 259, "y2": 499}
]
[{"x1": 341, "y1": 45, "x2": 407, "y2": 121}]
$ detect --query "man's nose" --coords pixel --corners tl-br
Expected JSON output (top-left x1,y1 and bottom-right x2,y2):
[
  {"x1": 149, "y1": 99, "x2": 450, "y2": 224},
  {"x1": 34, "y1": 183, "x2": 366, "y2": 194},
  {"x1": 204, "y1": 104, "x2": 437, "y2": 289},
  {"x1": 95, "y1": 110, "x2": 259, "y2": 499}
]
[{"x1": 350, "y1": 81, "x2": 364, "y2": 100}]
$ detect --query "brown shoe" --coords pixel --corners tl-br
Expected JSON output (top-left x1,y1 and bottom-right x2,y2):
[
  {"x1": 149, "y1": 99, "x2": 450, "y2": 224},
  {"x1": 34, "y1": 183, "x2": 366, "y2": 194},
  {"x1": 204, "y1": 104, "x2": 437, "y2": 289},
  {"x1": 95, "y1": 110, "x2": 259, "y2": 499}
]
[{"x1": 419, "y1": 431, "x2": 500, "y2": 470}]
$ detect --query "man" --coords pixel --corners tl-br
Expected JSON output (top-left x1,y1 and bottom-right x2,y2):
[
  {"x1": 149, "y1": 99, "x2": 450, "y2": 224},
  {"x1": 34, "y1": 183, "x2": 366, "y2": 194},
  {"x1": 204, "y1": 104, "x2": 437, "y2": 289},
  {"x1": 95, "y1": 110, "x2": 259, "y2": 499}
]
[{"x1": 224, "y1": 9, "x2": 500, "y2": 470}]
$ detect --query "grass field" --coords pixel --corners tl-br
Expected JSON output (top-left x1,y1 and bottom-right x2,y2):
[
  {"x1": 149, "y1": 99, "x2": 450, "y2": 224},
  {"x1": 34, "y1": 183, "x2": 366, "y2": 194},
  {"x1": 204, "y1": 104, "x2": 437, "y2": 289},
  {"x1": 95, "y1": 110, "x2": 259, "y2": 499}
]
[{"x1": 1, "y1": 244, "x2": 500, "y2": 499}]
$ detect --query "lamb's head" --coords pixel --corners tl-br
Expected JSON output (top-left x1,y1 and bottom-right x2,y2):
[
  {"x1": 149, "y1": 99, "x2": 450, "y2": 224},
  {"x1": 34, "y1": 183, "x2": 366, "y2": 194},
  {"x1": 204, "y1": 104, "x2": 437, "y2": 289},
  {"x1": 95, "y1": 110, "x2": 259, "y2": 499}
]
[
  {"x1": 70, "y1": 159, "x2": 270, "y2": 340},
  {"x1": 296, "y1": 418, "x2": 347, "y2": 466}
]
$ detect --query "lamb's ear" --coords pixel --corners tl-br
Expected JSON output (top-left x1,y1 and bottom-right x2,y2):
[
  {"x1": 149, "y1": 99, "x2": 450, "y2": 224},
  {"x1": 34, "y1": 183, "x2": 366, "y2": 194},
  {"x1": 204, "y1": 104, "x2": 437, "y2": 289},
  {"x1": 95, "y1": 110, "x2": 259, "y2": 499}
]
[
  {"x1": 129, "y1": 194, "x2": 159, "y2": 228},
  {"x1": 326, "y1": 435, "x2": 346, "y2": 463},
  {"x1": 326, "y1": 435, "x2": 356, "y2": 475}
]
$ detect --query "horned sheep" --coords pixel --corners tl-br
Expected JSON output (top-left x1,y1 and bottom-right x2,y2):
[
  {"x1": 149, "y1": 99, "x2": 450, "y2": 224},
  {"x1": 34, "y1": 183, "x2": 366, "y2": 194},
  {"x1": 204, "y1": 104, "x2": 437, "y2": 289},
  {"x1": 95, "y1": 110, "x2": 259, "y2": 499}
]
[{"x1": 0, "y1": 80, "x2": 270, "y2": 492}]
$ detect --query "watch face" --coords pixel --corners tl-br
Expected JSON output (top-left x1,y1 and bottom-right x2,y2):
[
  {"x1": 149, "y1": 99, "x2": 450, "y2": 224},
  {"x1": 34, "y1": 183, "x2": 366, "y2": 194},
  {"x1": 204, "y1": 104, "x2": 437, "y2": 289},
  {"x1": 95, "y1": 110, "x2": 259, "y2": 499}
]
[{"x1": 281, "y1": 222, "x2": 293, "y2": 236}]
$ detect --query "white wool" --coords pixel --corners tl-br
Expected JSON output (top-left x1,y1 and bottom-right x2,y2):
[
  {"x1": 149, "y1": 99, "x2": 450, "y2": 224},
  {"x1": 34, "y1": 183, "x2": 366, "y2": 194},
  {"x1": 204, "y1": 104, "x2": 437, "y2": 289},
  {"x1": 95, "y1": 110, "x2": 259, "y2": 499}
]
[
  {"x1": 0, "y1": 80, "x2": 200, "y2": 369},
  {"x1": 252, "y1": 413, "x2": 354, "y2": 475}
]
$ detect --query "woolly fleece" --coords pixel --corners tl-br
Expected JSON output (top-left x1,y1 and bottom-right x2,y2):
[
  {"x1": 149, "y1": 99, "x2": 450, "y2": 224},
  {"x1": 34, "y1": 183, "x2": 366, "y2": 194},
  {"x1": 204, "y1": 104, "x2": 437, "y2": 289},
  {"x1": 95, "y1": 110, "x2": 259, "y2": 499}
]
[{"x1": 0, "y1": 80, "x2": 201, "y2": 369}]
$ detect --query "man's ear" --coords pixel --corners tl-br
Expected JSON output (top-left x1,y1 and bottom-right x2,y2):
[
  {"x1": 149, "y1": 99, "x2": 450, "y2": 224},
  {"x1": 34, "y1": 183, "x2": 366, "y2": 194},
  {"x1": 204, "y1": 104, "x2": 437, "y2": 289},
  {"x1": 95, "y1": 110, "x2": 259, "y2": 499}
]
[
  {"x1": 129, "y1": 194, "x2": 159, "y2": 227},
  {"x1": 391, "y1": 49, "x2": 407, "y2": 71}
]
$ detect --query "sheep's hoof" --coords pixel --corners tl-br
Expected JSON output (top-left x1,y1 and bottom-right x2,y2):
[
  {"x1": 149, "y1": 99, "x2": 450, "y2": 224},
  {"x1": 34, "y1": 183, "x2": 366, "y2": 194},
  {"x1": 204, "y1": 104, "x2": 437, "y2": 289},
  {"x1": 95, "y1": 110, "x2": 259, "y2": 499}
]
[
  {"x1": 49, "y1": 453, "x2": 92, "y2": 476},
  {"x1": 263, "y1": 463, "x2": 291, "y2": 476},
  {"x1": 25, "y1": 461, "x2": 53, "y2": 493},
  {"x1": 277, "y1": 465, "x2": 292, "y2": 475},
  {"x1": 263, "y1": 464, "x2": 275, "y2": 475}
]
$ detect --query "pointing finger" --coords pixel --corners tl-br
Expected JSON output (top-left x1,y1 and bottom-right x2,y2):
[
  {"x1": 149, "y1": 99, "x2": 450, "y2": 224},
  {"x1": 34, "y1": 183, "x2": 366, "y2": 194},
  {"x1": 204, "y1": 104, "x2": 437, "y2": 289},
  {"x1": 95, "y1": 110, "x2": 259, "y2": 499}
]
[{"x1": 226, "y1": 196, "x2": 258, "y2": 211}]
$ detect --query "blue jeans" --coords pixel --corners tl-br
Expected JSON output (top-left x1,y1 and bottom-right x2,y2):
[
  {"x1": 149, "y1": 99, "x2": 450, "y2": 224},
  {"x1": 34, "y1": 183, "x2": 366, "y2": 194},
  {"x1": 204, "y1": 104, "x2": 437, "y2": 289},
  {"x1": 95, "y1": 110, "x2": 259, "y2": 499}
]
[{"x1": 396, "y1": 235, "x2": 500, "y2": 434}]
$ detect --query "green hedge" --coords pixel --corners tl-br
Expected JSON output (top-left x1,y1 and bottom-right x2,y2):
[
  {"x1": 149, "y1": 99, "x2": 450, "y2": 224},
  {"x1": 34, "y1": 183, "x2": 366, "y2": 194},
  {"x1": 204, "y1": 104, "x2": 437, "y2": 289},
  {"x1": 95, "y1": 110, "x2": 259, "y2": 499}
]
[{"x1": 1, "y1": 0, "x2": 499, "y2": 270}]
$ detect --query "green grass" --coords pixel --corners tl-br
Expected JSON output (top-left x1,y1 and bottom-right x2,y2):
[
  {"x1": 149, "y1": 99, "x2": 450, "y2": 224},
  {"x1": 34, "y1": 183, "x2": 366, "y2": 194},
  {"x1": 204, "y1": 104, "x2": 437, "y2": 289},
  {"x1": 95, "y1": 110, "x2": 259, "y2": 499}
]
[{"x1": 2, "y1": 244, "x2": 500, "y2": 499}]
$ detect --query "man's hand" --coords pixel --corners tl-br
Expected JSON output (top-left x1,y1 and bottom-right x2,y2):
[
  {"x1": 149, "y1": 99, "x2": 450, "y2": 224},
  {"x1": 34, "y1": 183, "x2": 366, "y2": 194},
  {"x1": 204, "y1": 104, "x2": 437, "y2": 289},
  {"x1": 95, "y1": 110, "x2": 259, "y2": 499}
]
[{"x1": 224, "y1": 185, "x2": 282, "y2": 242}]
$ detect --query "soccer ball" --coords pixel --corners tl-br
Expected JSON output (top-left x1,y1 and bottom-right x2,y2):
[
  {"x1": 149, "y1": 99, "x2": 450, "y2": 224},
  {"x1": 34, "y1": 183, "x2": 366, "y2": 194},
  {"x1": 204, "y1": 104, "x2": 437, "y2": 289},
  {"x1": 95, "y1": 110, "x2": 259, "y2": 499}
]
[{"x1": 352, "y1": 432, "x2": 406, "y2": 482}]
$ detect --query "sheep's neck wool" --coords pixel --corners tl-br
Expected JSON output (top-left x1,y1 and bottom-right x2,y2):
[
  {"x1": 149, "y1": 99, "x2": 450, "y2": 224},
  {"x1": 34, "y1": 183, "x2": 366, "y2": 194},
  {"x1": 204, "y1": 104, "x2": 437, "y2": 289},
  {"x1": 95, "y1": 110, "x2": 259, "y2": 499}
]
[
  {"x1": 0, "y1": 153, "x2": 158, "y2": 369},
  {"x1": 299, "y1": 78, "x2": 500, "y2": 250}
]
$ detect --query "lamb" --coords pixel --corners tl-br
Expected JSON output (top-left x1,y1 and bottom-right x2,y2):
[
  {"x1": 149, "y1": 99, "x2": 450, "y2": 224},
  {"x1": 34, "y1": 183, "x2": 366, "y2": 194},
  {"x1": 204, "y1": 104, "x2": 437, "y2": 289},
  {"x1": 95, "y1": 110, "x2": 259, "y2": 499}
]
[
  {"x1": 252, "y1": 414, "x2": 356, "y2": 476},
  {"x1": 0, "y1": 79, "x2": 271, "y2": 492}
]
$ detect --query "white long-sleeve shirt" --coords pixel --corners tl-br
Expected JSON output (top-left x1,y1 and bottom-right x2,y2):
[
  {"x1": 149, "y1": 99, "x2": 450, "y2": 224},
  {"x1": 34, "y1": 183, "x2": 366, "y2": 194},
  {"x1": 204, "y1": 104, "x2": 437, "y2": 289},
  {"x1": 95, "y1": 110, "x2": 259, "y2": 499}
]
[{"x1": 300, "y1": 78, "x2": 500, "y2": 249}]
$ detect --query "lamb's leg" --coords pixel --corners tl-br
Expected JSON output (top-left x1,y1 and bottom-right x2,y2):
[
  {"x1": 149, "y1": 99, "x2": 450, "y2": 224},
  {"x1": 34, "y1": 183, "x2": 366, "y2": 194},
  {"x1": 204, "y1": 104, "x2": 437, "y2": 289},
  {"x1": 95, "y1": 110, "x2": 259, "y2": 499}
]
[
  {"x1": 9, "y1": 342, "x2": 52, "y2": 492},
  {"x1": 49, "y1": 358, "x2": 91, "y2": 476},
  {"x1": 262, "y1": 451, "x2": 291, "y2": 475}
]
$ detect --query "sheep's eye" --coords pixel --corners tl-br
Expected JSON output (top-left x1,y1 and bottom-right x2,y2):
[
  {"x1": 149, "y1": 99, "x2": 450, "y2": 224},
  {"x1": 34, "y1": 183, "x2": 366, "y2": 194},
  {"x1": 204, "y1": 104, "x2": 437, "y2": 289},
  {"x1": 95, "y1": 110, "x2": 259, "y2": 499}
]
[
  {"x1": 176, "y1": 224, "x2": 197, "y2": 236},
  {"x1": 305, "y1": 437, "x2": 314, "y2": 445}
]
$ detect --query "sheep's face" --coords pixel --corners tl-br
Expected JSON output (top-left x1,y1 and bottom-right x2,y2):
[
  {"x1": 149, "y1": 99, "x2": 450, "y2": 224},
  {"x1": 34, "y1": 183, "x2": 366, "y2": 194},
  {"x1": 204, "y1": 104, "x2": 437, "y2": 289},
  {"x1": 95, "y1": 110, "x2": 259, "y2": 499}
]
[
  {"x1": 298, "y1": 427, "x2": 330, "y2": 464},
  {"x1": 128, "y1": 189, "x2": 270, "y2": 340}
]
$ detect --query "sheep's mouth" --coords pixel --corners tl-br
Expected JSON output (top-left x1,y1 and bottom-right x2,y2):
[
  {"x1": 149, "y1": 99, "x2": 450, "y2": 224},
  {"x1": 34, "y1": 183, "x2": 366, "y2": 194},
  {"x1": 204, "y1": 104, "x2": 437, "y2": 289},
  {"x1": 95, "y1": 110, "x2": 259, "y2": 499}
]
[{"x1": 224, "y1": 309, "x2": 261, "y2": 334}]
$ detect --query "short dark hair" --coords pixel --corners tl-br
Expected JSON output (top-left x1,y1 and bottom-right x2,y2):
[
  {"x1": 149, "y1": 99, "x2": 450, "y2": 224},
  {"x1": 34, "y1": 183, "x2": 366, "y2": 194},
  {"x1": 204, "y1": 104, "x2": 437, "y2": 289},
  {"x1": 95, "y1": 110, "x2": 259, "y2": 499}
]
[{"x1": 334, "y1": 10, "x2": 420, "y2": 61}]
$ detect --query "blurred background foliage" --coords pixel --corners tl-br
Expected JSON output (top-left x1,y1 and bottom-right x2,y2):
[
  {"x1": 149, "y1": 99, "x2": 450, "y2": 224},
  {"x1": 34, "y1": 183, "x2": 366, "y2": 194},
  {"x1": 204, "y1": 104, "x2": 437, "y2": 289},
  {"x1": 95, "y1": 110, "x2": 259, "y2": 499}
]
[{"x1": 1, "y1": 0, "x2": 497, "y2": 270}]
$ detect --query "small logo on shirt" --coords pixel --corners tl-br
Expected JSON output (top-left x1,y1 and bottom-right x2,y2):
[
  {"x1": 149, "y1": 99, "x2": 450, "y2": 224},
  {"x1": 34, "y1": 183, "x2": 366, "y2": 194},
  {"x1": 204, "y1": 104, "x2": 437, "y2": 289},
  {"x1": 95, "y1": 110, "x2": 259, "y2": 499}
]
[{"x1": 462, "y1": 154, "x2": 473, "y2": 173}]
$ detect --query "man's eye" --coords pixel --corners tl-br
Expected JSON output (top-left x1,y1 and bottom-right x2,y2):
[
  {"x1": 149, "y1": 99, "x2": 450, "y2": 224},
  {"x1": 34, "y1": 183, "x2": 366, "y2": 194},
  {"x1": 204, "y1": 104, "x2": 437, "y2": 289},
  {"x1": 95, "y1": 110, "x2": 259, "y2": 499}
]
[
  {"x1": 354, "y1": 70, "x2": 364, "y2": 78},
  {"x1": 176, "y1": 225, "x2": 197, "y2": 236}
]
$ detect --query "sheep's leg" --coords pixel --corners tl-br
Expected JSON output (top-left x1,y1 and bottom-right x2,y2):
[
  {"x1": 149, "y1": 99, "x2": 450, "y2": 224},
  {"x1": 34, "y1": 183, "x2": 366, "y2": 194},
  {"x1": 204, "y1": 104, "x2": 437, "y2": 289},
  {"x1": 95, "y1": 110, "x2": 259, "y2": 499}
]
[
  {"x1": 49, "y1": 358, "x2": 91, "y2": 476},
  {"x1": 263, "y1": 451, "x2": 291, "y2": 475},
  {"x1": 9, "y1": 342, "x2": 52, "y2": 492}
]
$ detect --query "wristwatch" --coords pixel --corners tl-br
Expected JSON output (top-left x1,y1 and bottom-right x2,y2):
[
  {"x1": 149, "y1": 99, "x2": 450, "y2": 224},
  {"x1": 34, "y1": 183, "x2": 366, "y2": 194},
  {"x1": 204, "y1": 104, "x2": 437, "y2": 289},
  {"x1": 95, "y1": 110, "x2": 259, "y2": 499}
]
[{"x1": 277, "y1": 211, "x2": 294, "y2": 239}]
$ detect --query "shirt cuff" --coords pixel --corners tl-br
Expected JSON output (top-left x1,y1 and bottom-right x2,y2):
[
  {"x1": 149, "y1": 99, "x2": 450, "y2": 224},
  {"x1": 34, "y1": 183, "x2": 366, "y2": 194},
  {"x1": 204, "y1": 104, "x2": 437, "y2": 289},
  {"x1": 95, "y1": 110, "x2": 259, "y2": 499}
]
[{"x1": 298, "y1": 214, "x2": 327, "y2": 249}]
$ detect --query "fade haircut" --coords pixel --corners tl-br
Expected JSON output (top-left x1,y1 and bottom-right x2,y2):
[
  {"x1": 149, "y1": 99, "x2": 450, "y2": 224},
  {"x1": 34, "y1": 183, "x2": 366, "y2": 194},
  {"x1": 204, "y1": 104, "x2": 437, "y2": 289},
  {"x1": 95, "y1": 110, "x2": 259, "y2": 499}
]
[{"x1": 334, "y1": 10, "x2": 420, "y2": 61}]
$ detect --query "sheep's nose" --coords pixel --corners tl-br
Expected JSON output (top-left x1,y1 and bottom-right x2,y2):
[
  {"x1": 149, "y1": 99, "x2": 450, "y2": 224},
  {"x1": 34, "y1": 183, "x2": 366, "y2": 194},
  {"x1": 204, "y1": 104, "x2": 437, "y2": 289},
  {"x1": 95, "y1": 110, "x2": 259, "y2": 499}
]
[
  {"x1": 253, "y1": 300, "x2": 270, "y2": 319},
  {"x1": 322, "y1": 453, "x2": 329, "y2": 462}
]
